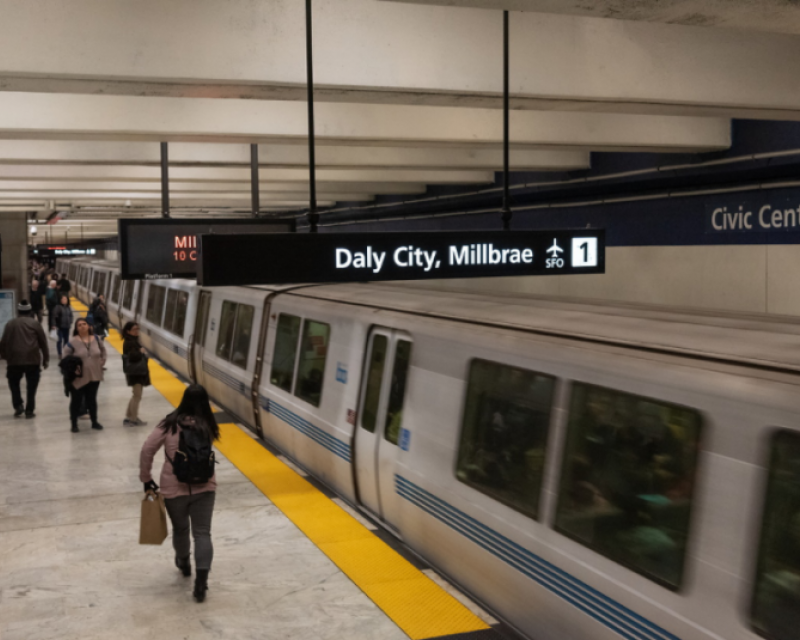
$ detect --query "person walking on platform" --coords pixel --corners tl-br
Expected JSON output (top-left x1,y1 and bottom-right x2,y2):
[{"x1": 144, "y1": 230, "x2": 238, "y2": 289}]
[
  {"x1": 29, "y1": 279, "x2": 44, "y2": 323},
  {"x1": 0, "y1": 300, "x2": 49, "y2": 418},
  {"x1": 45, "y1": 280, "x2": 59, "y2": 329},
  {"x1": 122, "y1": 321, "x2": 149, "y2": 426},
  {"x1": 90, "y1": 295, "x2": 109, "y2": 340},
  {"x1": 139, "y1": 385, "x2": 219, "y2": 603},
  {"x1": 56, "y1": 274, "x2": 71, "y2": 300},
  {"x1": 64, "y1": 318, "x2": 106, "y2": 432},
  {"x1": 52, "y1": 295, "x2": 73, "y2": 358}
]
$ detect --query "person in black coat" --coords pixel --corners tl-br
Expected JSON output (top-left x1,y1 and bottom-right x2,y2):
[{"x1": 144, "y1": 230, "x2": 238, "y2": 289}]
[
  {"x1": 122, "y1": 321, "x2": 150, "y2": 426},
  {"x1": 90, "y1": 296, "x2": 109, "y2": 339}
]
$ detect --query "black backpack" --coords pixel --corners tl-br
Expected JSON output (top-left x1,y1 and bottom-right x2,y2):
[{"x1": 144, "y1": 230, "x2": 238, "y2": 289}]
[{"x1": 168, "y1": 427, "x2": 216, "y2": 485}]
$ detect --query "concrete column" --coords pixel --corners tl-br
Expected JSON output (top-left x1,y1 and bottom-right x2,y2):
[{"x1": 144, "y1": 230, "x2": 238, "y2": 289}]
[{"x1": 0, "y1": 212, "x2": 28, "y2": 304}]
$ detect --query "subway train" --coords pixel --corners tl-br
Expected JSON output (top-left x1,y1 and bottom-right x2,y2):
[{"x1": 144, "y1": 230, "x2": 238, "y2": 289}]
[{"x1": 58, "y1": 256, "x2": 800, "y2": 640}]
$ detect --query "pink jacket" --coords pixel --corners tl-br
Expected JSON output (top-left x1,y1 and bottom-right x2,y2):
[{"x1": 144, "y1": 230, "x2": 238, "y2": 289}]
[{"x1": 139, "y1": 419, "x2": 217, "y2": 499}]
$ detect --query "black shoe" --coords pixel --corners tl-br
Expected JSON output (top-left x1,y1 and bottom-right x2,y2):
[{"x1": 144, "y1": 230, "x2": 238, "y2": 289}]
[
  {"x1": 71, "y1": 424, "x2": 79, "y2": 433},
  {"x1": 193, "y1": 569, "x2": 209, "y2": 603},
  {"x1": 175, "y1": 556, "x2": 191, "y2": 577},
  {"x1": 25, "y1": 412, "x2": 35, "y2": 419},
  {"x1": 91, "y1": 423, "x2": 104, "y2": 430},
  {"x1": 14, "y1": 406, "x2": 24, "y2": 417}
]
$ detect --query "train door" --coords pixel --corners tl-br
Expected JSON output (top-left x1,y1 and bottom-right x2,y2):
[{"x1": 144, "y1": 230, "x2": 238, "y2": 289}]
[
  {"x1": 354, "y1": 327, "x2": 413, "y2": 528},
  {"x1": 191, "y1": 290, "x2": 212, "y2": 387}
]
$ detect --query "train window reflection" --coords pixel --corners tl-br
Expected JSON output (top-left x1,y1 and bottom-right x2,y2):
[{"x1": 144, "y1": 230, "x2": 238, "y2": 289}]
[
  {"x1": 361, "y1": 334, "x2": 388, "y2": 433},
  {"x1": 752, "y1": 430, "x2": 800, "y2": 640},
  {"x1": 122, "y1": 280, "x2": 134, "y2": 310},
  {"x1": 555, "y1": 383, "x2": 701, "y2": 589},
  {"x1": 215, "y1": 301, "x2": 237, "y2": 362},
  {"x1": 145, "y1": 284, "x2": 166, "y2": 326},
  {"x1": 164, "y1": 289, "x2": 178, "y2": 332},
  {"x1": 456, "y1": 359, "x2": 555, "y2": 520},
  {"x1": 230, "y1": 304, "x2": 254, "y2": 369},
  {"x1": 172, "y1": 290, "x2": 188, "y2": 338},
  {"x1": 111, "y1": 275, "x2": 121, "y2": 304},
  {"x1": 294, "y1": 320, "x2": 330, "y2": 407},
  {"x1": 385, "y1": 340, "x2": 412, "y2": 445},
  {"x1": 270, "y1": 314, "x2": 301, "y2": 392}
]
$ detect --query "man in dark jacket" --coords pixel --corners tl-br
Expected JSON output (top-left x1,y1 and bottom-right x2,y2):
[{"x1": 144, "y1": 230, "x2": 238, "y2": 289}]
[
  {"x1": 29, "y1": 279, "x2": 44, "y2": 323},
  {"x1": 57, "y1": 274, "x2": 71, "y2": 298},
  {"x1": 0, "y1": 300, "x2": 49, "y2": 418}
]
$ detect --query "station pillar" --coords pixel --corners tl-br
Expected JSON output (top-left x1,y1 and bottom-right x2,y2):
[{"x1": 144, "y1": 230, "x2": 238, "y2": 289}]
[{"x1": 0, "y1": 213, "x2": 29, "y2": 303}]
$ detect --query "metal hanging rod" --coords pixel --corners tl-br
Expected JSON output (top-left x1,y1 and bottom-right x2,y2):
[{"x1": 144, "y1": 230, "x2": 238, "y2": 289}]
[
  {"x1": 501, "y1": 11, "x2": 512, "y2": 231},
  {"x1": 251, "y1": 143, "x2": 260, "y2": 217},
  {"x1": 161, "y1": 142, "x2": 170, "y2": 219},
  {"x1": 306, "y1": 0, "x2": 319, "y2": 232}
]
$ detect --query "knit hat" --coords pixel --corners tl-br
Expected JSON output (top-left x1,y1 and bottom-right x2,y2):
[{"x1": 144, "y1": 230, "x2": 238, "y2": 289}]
[{"x1": 18, "y1": 300, "x2": 31, "y2": 312}]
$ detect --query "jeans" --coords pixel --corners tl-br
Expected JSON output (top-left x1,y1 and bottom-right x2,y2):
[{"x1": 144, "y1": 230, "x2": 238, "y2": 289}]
[
  {"x1": 7, "y1": 365, "x2": 40, "y2": 414},
  {"x1": 46, "y1": 304, "x2": 56, "y2": 329},
  {"x1": 164, "y1": 491, "x2": 216, "y2": 571},
  {"x1": 70, "y1": 381, "x2": 100, "y2": 427},
  {"x1": 56, "y1": 327, "x2": 70, "y2": 357},
  {"x1": 126, "y1": 383, "x2": 143, "y2": 420}
]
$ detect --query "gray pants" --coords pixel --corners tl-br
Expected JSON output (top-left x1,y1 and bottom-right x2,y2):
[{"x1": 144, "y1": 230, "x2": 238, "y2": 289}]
[{"x1": 164, "y1": 491, "x2": 216, "y2": 571}]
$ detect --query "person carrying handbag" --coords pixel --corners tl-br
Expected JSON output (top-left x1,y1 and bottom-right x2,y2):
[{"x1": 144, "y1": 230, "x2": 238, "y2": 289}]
[
  {"x1": 139, "y1": 384, "x2": 219, "y2": 603},
  {"x1": 122, "y1": 321, "x2": 150, "y2": 426},
  {"x1": 63, "y1": 317, "x2": 106, "y2": 432}
]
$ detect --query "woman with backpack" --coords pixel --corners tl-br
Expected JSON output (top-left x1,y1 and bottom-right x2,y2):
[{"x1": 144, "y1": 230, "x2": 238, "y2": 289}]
[
  {"x1": 52, "y1": 295, "x2": 74, "y2": 358},
  {"x1": 139, "y1": 384, "x2": 219, "y2": 603},
  {"x1": 63, "y1": 317, "x2": 106, "y2": 433},
  {"x1": 121, "y1": 321, "x2": 149, "y2": 426}
]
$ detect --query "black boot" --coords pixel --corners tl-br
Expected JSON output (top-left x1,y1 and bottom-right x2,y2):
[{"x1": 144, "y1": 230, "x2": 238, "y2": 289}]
[
  {"x1": 175, "y1": 556, "x2": 191, "y2": 577},
  {"x1": 193, "y1": 569, "x2": 209, "y2": 603}
]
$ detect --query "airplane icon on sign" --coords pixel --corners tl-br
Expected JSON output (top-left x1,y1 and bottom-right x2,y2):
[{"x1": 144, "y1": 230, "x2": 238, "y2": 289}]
[{"x1": 546, "y1": 239, "x2": 564, "y2": 258}]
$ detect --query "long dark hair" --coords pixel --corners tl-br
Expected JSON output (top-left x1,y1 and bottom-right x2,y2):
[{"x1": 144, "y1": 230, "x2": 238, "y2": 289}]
[
  {"x1": 161, "y1": 384, "x2": 219, "y2": 441},
  {"x1": 121, "y1": 321, "x2": 138, "y2": 340}
]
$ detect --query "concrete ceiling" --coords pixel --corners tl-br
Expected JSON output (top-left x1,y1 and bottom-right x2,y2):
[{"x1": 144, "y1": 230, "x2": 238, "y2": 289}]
[
  {"x1": 380, "y1": 0, "x2": 800, "y2": 35},
  {"x1": 3, "y1": 0, "x2": 798, "y2": 239}
]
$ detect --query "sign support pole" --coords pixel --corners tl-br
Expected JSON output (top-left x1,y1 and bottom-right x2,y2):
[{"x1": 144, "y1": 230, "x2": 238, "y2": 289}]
[
  {"x1": 250, "y1": 143, "x2": 260, "y2": 217},
  {"x1": 502, "y1": 11, "x2": 512, "y2": 231},
  {"x1": 160, "y1": 142, "x2": 170, "y2": 219},
  {"x1": 306, "y1": 0, "x2": 319, "y2": 233}
]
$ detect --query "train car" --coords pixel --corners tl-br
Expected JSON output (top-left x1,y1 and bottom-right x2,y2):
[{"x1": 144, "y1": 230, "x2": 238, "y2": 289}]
[{"x1": 57, "y1": 256, "x2": 800, "y2": 640}]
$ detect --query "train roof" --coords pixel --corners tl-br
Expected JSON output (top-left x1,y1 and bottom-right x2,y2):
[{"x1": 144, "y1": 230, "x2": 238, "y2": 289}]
[{"x1": 279, "y1": 282, "x2": 800, "y2": 374}]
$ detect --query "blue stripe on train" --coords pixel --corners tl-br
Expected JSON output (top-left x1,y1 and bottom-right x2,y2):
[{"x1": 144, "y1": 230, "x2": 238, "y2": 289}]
[
  {"x1": 260, "y1": 396, "x2": 352, "y2": 463},
  {"x1": 395, "y1": 476, "x2": 681, "y2": 640},
  {"x1": 202, "y1": 361, "x2": 250, "y2": 397}
]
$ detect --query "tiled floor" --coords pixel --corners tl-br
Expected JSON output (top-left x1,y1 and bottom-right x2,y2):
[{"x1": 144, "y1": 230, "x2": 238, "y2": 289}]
[{"x1": 0, "y1": 328, "x2": 410, "y2": 640}]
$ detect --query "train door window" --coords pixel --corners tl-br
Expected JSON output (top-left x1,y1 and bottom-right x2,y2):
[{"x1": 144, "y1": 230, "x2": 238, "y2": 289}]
[
  {"x1": 361, "y1": 334, "x2": 388, "y2": 433},
  {"x1": 230, "y1": 304, "x2": 254, "y2": 369},
  {"x1": 384, "y1": 340, "x2": 412, "y2": 445},
  {"x1": 270, "y1": 314, "x2": 301, "y2": 392},
  {"x1": 294, "y1": 320, "x2": 330, "y2": 407},
  {"x1": 91, "y1": 272, "x2": 99, "y2": 292},
  {"x1": 171, "y1": 290, "x2": 188, "y2": 338},
  {"x1": 751, "y1": 430, "x2": 800, "y2": 640},
  {"x1": 122, "y1": 280, "x2": 134, "y2": 310},
  {"x1": 146, "y1": 284, "x2": 167, "y2": 325},
  {"x1": 164, "y1": 289, "x2": 178, "y2": 331},
  {"x1": 456, "y1": 359, "x2": 555, "y2": 520},
  {"x1": 97, "y1": 272, "x2": 107, "y2": 298},
  {"x1": 110, "y1": 275, "x2": 121, "y2": 304},
  {"x1": 555, "y1": 383, "x2": 702, "y2": 590},
  {"x1": 195, "y1": 291, "x2": 211, "y2": 347},
  {"x1": 215, "y1": 301, "x2": 238, "y2": 361}
]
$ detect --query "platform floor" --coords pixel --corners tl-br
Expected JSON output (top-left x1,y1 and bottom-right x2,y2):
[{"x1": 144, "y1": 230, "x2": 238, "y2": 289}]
[{"x1": 0, "y1": 316, "x2": 506, "y2": 640}]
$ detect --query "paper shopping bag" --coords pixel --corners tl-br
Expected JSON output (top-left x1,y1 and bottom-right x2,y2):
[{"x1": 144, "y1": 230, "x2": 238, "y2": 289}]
[{"x1": 139, "y1": 491, "x2": 168, "y2": 545}]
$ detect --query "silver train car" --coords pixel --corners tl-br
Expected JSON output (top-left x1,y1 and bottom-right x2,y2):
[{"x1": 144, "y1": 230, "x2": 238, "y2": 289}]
[{"x1": 57, "y1": 256, "x2": 800, "y2": 640}]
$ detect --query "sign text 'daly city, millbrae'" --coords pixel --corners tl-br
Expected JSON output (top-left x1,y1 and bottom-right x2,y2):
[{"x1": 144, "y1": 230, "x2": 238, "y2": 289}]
[{"x1": 197, "y1": 230, "x2": 605, "y2": 286}]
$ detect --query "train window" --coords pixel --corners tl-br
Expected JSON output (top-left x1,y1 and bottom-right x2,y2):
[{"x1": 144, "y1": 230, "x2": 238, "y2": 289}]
[
  {"x1": 270, "y1": 314, "x2": 301, "y2": 392},
  {"x1": 751, "y1": 430, "x2": 800, "y2": 640},
  {"x1": 384, "y1": 340, "x2": 412, "y2": 445},
  {"x1": 456, "y1": 359, "x2": 555, "y2": 520},
  {"x1": 230, "y1": 304, "x2": 254, "y2": 369},
  {"x1": 555, "y1": 383, "x2": 702, "y2": 590},
  {"x1": 145, "y1": 284, "x2": 167, "y2": 325},
  {"x1": 96, "y1": 272, "x2": 107, "y2": 298},
  {"x1": 164, "y1": 289, "x2": 178, "y2": 333},
  {"x1": 110, "y1": 275, "x2": 121, "y2": 304},
  {"x1": 91, "y1": 272, "x2": 99, "y2": 292},
  {"x1": 216, "y1": 301, "x2": 238, "y2": 361},
  {"x1": 294, "y1": 320, "x2": 330, "y2": 407},
  {"x1": 361, "y1": 334, "x2": 388, "y2": 433},
  {"x1": 122, "y1": 280, "x2": 134, "y2": 310},
  {"x1": 172, "y1": 290, "x2": 188, "y2": 338}
]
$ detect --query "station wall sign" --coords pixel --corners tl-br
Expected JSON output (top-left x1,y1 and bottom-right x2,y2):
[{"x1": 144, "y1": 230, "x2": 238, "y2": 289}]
[
  {"x1": 197, "y1": 229, "x2": 605, "y2": 286},
  {"x1": 34, "y1": 246, "x2": 98, "y2": 256},
  {"x1": 119, "y1": 218, "x2": 294, "y2": 280}
]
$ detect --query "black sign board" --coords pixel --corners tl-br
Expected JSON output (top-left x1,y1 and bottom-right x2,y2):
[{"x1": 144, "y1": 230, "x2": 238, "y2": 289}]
[
  {"x1": 119, "y1": 218, "x2": 295, "y2": 280},
  {"x1": 197, "y1": 229, "x2": 605, "y2": 286}
]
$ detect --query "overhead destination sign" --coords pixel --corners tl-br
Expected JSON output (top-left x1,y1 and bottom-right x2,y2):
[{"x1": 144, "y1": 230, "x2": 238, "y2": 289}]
[
  {"x1": 119, "y1": 218, "x2": 294, "y2": 280},
  {"x1": 197, "y1": 229, "x2": 605, "y2": 286}
]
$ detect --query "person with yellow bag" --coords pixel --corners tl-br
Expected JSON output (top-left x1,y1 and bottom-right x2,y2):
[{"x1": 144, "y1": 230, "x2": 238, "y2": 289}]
[{"x1": 139, "y1": 384, "x2": 219, "y2": 603}]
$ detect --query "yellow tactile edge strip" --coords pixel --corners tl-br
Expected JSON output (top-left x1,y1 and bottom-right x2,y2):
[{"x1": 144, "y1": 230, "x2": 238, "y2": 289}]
[{"x1": 77, "y1": 298, "x2": 488, "y2": 639}]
